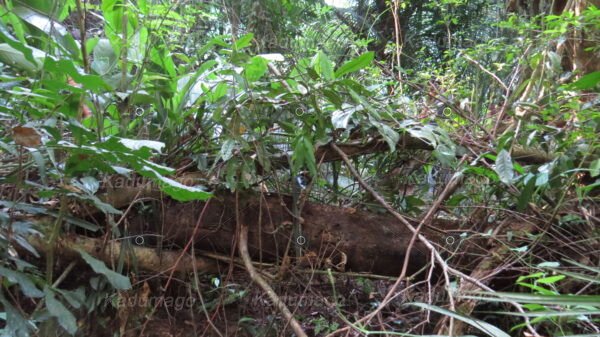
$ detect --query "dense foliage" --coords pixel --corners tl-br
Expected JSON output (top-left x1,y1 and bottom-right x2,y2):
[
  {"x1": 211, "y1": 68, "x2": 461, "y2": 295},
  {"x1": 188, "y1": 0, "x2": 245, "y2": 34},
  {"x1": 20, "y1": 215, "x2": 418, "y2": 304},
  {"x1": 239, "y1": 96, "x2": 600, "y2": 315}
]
[{"x1": 0, "y1": 0, "x2": 598, "y2": 336}]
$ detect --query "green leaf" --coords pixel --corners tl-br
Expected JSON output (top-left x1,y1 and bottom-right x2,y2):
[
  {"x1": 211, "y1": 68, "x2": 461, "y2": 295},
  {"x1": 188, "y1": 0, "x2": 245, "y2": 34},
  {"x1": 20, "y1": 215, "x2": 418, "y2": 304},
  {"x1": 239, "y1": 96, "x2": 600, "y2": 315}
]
[
  {"x1": 462, "y1": 292, "x2": 600, "y2": 306},
  {"x1": 77, "y1": 249, "x2": 131, "y2": 290},
  {"x1": 29, "y1": 149, "x2": 47, "y2": 185},
  {"x1": 118, "y1": 138, "x2": 164, "y2": 153},
  {"x1": 12, "y1": 6, "x2": 79, "y2": 56},
  {"x1": 174, "y1": 60, "x2": 217, "y2": 109},
  {"x1": 244, "y1": 56, "x2": 268, "y2": 82},
  {"x1": 91, "y1": 38, "x2": 117, "y2": 75},
  {"x1": 409, "y1": 302, "x2": 510, "y2": 337},
  {"x1": 0, "y1": 20, "x2": 36, "y2": 65},
  {"x1": 568, "y1": 71, "x2": 600, "y2": 90},
  {"x1": 590, "y1": 159, "x2": 600, "y2": 177},
  {"x1": 312, "y1": 51, "x2": 334, "y2": 80},
  {"x1": 375, "y1": 123, "x2": 399, "y2": 152},
  {"x1": 210, "y1": 82, "x2": 228, "y2": 102},
  {"x1": 137, "y1": 166, "x2": 212, "y2": 202},
  {"x1": 536, "y1": 275, "x2": 565, "y2": 284},
  {"x1": 494, "y1": 150, "x2": 515, "y2": 184},
  {"x1": 0, "y1": 43, "x2": 44, "y2": 73},
  {"x1": 291, "y1": 135, "x2": 316, "y2": 177},
  {"x1": 220, "y1": 139, "x2": 237, "y2": 161},
  {"x1": 44, "y1": 287, "x2": 77, "y2": 334},
  {"x1": 331, "y1": 105, "x2": 358, "y2": 129},
  {"x1": 302, "y1": 136, "x2": 317, "y2": 177},
  {"x1": 0, "y1": 297, "x2": 34, "y2": 337},
  {"x1": 234, "y1": 33, "x2": 254, "y2": 50},
  {"x1": 537, "y1": 261, "x2": 560, "y2": 268},
  {"x1": 517, "y1": 173, "x2": 536, "y2": 211},
  {"x1": 43, "y1": 59, "x2": 111, "y2": 92},
  {"x1": 0, "y1": 267, "x2": 43, "y2": 298},
  {"x1": 14, "y1": 0, "x2": 70, "y2": 19},
  {"x1": 334, "y1": 52, "x2": 374, "y2": 78},
  {"x1": 535, "y1": 162, "x2": 553, "y2": 186}
]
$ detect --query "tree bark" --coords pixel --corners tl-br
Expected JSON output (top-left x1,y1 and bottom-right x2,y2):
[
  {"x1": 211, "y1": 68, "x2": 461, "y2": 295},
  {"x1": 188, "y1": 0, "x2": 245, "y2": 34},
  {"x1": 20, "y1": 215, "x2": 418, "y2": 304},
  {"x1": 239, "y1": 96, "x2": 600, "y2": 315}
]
[{"x1": 124, "y1": 191, "x2": 456, "y2": 276}]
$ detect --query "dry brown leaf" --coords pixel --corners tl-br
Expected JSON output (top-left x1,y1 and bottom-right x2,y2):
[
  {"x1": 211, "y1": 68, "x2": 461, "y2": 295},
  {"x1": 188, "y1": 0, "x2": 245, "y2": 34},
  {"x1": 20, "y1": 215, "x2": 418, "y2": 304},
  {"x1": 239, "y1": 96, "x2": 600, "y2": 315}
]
[{"x1": 12, "y1": 126, "x2": 41, "y2": 147}]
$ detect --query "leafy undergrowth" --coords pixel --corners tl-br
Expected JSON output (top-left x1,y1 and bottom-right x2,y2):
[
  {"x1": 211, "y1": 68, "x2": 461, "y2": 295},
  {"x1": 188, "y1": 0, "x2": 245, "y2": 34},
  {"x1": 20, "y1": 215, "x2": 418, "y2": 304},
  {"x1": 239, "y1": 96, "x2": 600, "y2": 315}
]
[{"x1": 1, "y1": 0, "x2": 599, "y2": 336}]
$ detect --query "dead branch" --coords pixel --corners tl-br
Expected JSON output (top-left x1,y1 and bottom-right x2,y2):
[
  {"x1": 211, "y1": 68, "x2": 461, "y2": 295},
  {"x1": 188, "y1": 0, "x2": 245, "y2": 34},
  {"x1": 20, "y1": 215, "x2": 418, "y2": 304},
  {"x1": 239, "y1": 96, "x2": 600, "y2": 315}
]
[
  {"x1": 327, "y1": 142, "x2": 541, "y2": 337},
  {"x1": 238, "y1": 222, "x2": 308, "y2": 337},
  {"x1": 26, "y1": 234, "x2": 218, "y2": 275}
]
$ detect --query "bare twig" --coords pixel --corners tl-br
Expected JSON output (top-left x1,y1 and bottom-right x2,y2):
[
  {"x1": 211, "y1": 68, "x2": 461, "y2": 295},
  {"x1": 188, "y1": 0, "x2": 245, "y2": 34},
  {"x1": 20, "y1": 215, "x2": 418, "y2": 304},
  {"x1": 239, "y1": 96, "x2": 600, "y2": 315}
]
[
  {"x1": 236, "y1": 193, "x2": 308, "y2": 337},
  {"x1": 327, "y1": 143, "x2": 540, "y2": 337}
]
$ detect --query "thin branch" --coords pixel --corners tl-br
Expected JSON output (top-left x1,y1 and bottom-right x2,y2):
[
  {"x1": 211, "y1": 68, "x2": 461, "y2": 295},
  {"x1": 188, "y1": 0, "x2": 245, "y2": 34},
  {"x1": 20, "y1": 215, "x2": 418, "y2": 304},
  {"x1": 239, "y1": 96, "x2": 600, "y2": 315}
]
[
  {"x1": 328, "y1": 143, "x2": 540, "y2": 337},
  {"x1": 236, "y1": 193, "x2": 308, "y2": 337}
]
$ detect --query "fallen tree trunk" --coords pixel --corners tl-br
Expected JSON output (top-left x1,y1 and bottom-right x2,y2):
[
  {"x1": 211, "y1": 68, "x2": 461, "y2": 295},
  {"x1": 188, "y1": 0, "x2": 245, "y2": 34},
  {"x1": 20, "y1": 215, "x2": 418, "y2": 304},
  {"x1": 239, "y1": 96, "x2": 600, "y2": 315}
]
[
  {"x1": 124, "y1": 191, "x2": 456, "y2": 276},
  {"x1": 269, "y1": 135, "x2": 554, "y2": 167}
]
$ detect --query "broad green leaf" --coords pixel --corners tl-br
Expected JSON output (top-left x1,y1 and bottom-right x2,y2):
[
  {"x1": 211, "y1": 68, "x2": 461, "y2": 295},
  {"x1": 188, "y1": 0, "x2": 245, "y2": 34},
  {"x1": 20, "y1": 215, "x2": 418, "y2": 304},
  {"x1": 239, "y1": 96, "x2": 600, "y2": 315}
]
[
  {"x1": 138, "y1": 167, "x2": 212, "y2": 201},
  {"x1": 234, "y1": 33, "x2": 254, "y2": 50},
  {"x1": 312, "y1": 51, "x2": 334, "y2": 80},
  {"x1": 375, "y1": 122, "x2": 399, "y2": 152},
  {"x1": 568, "y1": 71, "x2": 600, "y2": 90},
  {"x1": 409, "y1": 302, "x2": 510, "y2": 337},
  {"x1": 334, "y1": 52, "x2": 374, "y2": 78},
  {"x1": 91, "y1": 38, "x2": 117, "y2": 75},
  {"x1": 0, "y1": 43, "x2": 44, "y2": 73},
  {"x1": 44, "y1": 288, "x2": 77, "y2": 334},
  {"x1": 78, "y1": 176, "x2": 100, "y2": 194},
  {"x1": 291, "y1": 135, "x2": 316, "y2": 177},
  {"x1": 494, "y1": 150, "x2": 514, "y2": 184},
  {"x1": 244, "y1": 56, "x2": 268, "y2": 82},
  {"x1": 0, "y1": 200, "x2": 48, "y2": 215},
  {"x1": 0, "y1": 267, "x2": 43, "y2": 298},
  {"x1": 29, "y1": 149, "x2": 47, "y2": 185},
  {"x1": 14, "y1": 0, "x2": 70, "y2": 20},
  {"x1": 77, "y1": 249, "x2": 131, "y2": 290},
  {"x1": 535, "y1": 162, "x2": 553, "y2": 186},
  {"x1": 331, "y1": 104, "x2": 359, "y2": 129},
  {"x1": 0, "y1": 297, "x2": 34, "y2": 337},
  {"x1": 323, "y1": 88, "x2": 343, "y2": 107},
  {"x1": 220, "y1": 139, "x2": 236, "y2": 161},
  {"x1": 175, "y1": 60, "x2": 217, "y2": 109},
  {"x1": 43, "y1": 59, "x2": 111, "y2": 92},
  {"x1": 0, "y1": 20, "x2": 36, "y2": 65},
  {"x1": 535, "y1": 171, "x2": 549, "y2": 186},
  {"x1": 12, "y1": 6, "x2": 79, "y2": 56},
  {"x1": 433, "y1": 143, "x2": 456, "y2": 167},
  {"x1": 0, "y1": 140, "x2": 18, "y2": 155},
  {"x1": 118, "y1": 138, "x2": 164, "y2": 153},
  {"x1": 210, "y1": 82, "x2": 228, "y2": 102},
  {"x1": 150, "y1": 47, "x2": 176, "y2": 77},
  {"x1": 67, "y1": 193, "x2": 122, "y2": 215}
]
